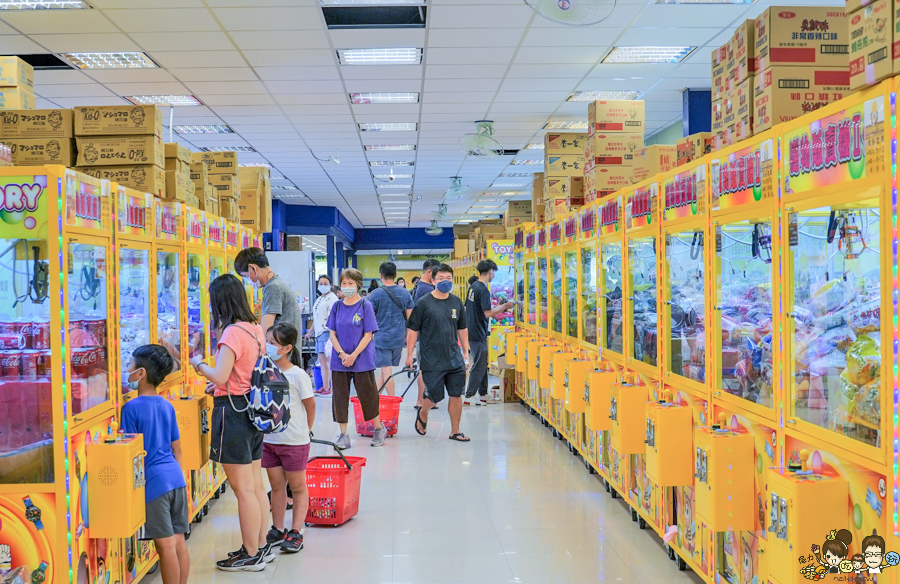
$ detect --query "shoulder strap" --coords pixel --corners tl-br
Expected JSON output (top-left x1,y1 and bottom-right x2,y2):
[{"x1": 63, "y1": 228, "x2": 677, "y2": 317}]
[
  {"x1": 381, "y1": 286, "x2": 408, "y2": 321},
  {"x1": 230, "y1": 322, "x2": 263, "y2": 359}
]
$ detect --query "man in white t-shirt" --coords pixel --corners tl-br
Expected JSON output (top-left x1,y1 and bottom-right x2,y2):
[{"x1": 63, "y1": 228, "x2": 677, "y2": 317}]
[{"x1": 305, "y1": 275, "x2": 339, "y2": 395}]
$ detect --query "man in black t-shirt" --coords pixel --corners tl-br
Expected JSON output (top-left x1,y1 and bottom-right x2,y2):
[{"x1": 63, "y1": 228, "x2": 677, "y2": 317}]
[
  {"x1": 406, "y1": 263, "x2": 471, "y2": 442},
  {"x1": 411, "y1": 258, "x2": 440, "y2": 408},
  {"x1": 464, "y1": 259, "x2": 515, "y2": 405}
]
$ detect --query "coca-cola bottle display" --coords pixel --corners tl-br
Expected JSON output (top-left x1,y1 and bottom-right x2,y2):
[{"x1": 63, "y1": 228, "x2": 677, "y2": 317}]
[
  {"x1": 68, "y1": 243, "x2": 109, "y2": 415},
  {"x1": 0, "y1": 237, "x2": 54, "y2": 483},
  {"x1": 119, "y1": 248, "x2": 151, "y2": 394},
  {"x1": 157, "y1": 250, "x2": 181, "y2": 372},
  {"x1": 186, "y1": 254, "x2": 206, "y2": 361}
]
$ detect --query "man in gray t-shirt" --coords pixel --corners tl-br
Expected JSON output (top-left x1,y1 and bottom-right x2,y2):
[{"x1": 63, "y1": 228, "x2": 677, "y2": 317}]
[
  {"x1": 234, "y1": 247, "x2": 301, "y2": 334},
  {"x1": 368, "y1": 261, "x2": 414, "y2": 396}
]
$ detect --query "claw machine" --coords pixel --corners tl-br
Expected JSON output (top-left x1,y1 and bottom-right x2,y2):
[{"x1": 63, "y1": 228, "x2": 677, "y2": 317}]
[
  {"x1": 0, "y1": 167, "x2": 131, "y2": 584},
  {"x1": 547, "y1": 219, "x2": 565, "y2": 342},
  {"x1": 184, "y1": 206, "x2": 208, "y2": 391},
  {"x1": 537, "y1": 226, "x2": 549, "y2": 336},
  {"x1": 561, "y1": 214, "x2": 580, "y2": 346},
  {"x1": 598, "y1": 192, "x2": 626, "y2": 368},
  {"x1": 206, "y1": 214, "x2": 227, "y2": 362},
  {"x1": 240, "y1": 226, "x2": 261, "y2": 317},
  {"x1": 776, "y1": 80, "x2": 895, "y2": 561},
  {"x1": 153, "y1": 199, "x2": 185, "y2": 394},
  {"x1": 486, "y1": 238, "x2": 515, "y2": 365},
  {"x1": 577, "y1": 205, "x2": 599, "y2": 352},
  {"x1": 114, "y1": 186, "x2": 155, "y2": 404},
  {"x1": 523, "y1": 229, "x2": 537, "y2": 332}
]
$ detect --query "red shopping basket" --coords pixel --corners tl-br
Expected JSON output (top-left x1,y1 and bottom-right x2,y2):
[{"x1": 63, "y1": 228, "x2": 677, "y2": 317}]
[
  {"x1": 305, "y1": 440, "x2": 366, "y2": 526},
  {"x1": 351, "y1": 395, "x2": 402, "y2": 437}
]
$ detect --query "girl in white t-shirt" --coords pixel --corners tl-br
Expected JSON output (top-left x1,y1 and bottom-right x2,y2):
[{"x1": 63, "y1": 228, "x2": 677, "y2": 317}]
[{"x1": 262, "y1": 323, "x2": 316, "y2": 554}]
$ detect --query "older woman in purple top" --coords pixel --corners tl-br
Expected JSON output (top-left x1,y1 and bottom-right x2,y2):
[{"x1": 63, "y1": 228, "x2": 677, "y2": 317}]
[{"x1": 326, "y1": 268, "x2": 387, "y2": 449}]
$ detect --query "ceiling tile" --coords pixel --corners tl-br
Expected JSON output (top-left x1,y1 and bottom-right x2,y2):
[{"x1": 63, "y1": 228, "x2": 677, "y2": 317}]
[
  {"x1": 104, "y1": 8, "x2": 222, "y2": 32},
  {"x1": 1, "y1": 10, "x2": 119, "y2": 34},
  {"x1": 131, "y1": 31, "x2": 234, "y2": 52},
  {"x1": 171, "y1": 67, "x2": 258, "y2": 82},
  {"x1": 153, "y1": 51, "x2": 248, "y2": 68},
  {"x1": 429, "y1": 4, "x2": 533, "y2": 27},
  {"x1": 256, "y1": 66, "x2": 339, "y2": 81},
  {"x1": 243, "y1": 49, "x2": 334, "y2": 68},
  {"x1": 211, "y1": 7, "x2": 324, "y2": 30},
  {"x1": 329, "y1": 28, "x2": 425, "y2": 49},
  {"x1": 230, "y1": 29, "x2": 329, "y2": 50},
  {"x1": 266, "y1": 80, "x2": 344, "y2": 94}
]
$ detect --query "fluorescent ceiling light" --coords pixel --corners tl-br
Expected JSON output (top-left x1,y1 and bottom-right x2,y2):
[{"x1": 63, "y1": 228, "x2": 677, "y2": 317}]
[
  {"x1": 378, "y1": 193, "x2": 411, "y2": 198},
  {"x1": 125, "y1": 95, "x2": 201, "y2": 106},
  {"x1": 1, "y1": 0, "x2": 90, "y2": 7},
  {"x1": 478, "y1": 198, "x2": 507, "y2": 202},
  {"x1": 59, "y1": 52, "x2": 156, "y2": 69},
  {"x1": 370, "y1": 160, "x2": 414, "y2": 167},
  {"x1": 199, "y1": 146, "x2": 255, "y2": 152},
  {"x1": 543, "y1": 121, "x2": 588, "y2": 130},
  {"x1": 492, "y1": 191, "x2": 524, "y2": 196},
  {"x1": 365, "y1": 144, "x2": 416, "y2": 151},
  {"x1": 501, "y1": 173, "x2": 533, "y2": 177},
  {"x1": 656, "y1": 0, "x2": 752, "y2": 3},
  {"x1": 567, "y1": 90, "x2": 641, "y2": 101},
  {"x1": 492, "y1": 183, "x2": 528, "y2": 188},
  {"x1": 471, "y1": 205, "x2": 500, "y2": 209},
  {"x1": 351, "y1": 92, "x2": 419, "y2": 104},
  {"x1": 602, "y1": 46, "x2": 696, "y2": 64},
  {"x1": 359, "y1": 122, "x2": 417, "y2": 132},
  {"x1": 524, "y1": 143, "x2": 544, "y2": 150},
  {"x1": 511, "y1": 159, "x2": 542, "y2": 165},
  {"x1": 271, "y1": 185, "x2": 302, "y2": 190},
  {"x1": 376, "y1": 184, "x2": 412, "y2": 189},
  {"x1": 324, "y1": 0, "x2": 424, "y2": 4},
  {"x1": 240, "y1": 163, "x2": 272, "y2": 168},
  {"x1": 374, "y1": 173, "x2": 412, "y2": 179},
  {"x1": 174, "y1": 125, "x2": 232, "y2": 134},
  {"x1": 337, "y1": 48, "x2": 422, "y2": 65}
]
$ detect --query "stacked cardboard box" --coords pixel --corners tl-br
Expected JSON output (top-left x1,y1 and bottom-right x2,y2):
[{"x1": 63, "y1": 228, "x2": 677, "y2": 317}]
[
  {"x1": 503, "y1": 200, "x2": 532, "y2": 231},
  {"x1": 74, "y1": 105, "x2": 166, "y2": 195},
  {"x1": 193, "y1": 151, "x2": 240, "y2": 223},
  {"x1": 473, "y1": 221, "x2": 507, "y2": 250},
  {"x1": 164, "y1": 143, "x2": 195, "y2": 205},
  {"x1": 676, "y1": 132, "x2": 713, "y2": 167},
  {"x1": 452, "y1": 224, "x2": 474, "y2": 258},
  {"x1": 847, "y1": 0, "x2": 897, "y2": 89},
  {"x1": 0, "y1": 108, "x2": 76, "y2": 166},
  {"x1": 753, "y1": 7, "x2": 849, "y2": 133},
  {"x1": 713, "y1": 19, "x2": 757, "y2": 150},
  {"x1": 633, "y1": 145, "x2": 676, "y2": 183},
  {"x1": 542, "y1": 133, "x2": 586, "y2": 223},
  {"x1": 583, "y1": 100, "x2": 644, "y2": 203},
  {"x1": 531, "y1": 172, "x2": 544, "y2": 224},
  {"x1": 0, "y1": 57, "x2": 35, "y2": 111},
  {"x1": 189, "y1": 161, "x2": 218, "y2": 215},
  {"x1": 237, "y1": 166, "x2": 272, "y2": 231}
]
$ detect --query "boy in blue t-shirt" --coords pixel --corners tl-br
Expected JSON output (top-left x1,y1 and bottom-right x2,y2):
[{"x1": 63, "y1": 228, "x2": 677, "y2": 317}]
[{"x1": 121, "y1": 345, "x2": 189, "y2": 584}]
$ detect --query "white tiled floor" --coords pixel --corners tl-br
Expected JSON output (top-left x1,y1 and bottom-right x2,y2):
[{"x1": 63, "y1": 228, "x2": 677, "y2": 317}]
[{"x1": 143, "y1": 379, "x2": 706, "y2": 584}]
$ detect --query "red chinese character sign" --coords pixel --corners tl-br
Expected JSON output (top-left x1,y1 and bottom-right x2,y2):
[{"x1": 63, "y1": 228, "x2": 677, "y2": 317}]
[
  {"x1": 626, "y1": 182, "x2": 657, "y2": 230},
  {"x1": 662, "y1": 164, "x2": 706, "y2": 222},
  {"x1": 710, "y1": 138, "x2": 775, "y2": 211},
  {"x1": 65, "y1": 171, "x2": 110, "y2": 231},
  {"x1": 116, "y1": 185, "x2": 151, "y2": 237},
  {"x1": 154, "y1": 199, "x2": 181, "y2": 242},
  {"x1": 783, "y1": 94, "x2": 885, "y2": 195},
  {"x1": 599, "y1": 196, "x2": 621, "y2": 235}
]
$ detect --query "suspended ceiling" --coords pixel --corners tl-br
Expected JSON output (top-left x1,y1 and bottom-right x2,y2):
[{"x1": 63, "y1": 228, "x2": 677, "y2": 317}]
[{"x1": 2, "y1": 0, "x2": 841, "y2": 227}]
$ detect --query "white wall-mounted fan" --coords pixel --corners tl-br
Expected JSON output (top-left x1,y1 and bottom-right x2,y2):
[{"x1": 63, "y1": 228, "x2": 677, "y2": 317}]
[
  {"x1": 425, "y1": 220, "x2": 444, "y2": 236},
  {"x1": 525, "y1": 0, "x2": 617, "y2": 26},
  {"x1": 443, "y1": 177, "x2": 474, "y2": 202},
  {"x1": 459, "y1": 120, "x2": 504, "y2": 156}
]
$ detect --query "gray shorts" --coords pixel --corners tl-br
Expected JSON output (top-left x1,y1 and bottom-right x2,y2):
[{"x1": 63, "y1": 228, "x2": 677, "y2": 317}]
[
  {"x1": 141, "y1": 487, "x2": 189, "y2": 540},
  {"x1": 376, "y1": 346, "x2": 403, "y2": 367}
]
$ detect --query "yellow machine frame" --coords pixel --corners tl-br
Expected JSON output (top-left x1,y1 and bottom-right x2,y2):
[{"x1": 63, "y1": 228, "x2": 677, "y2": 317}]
[{"x1": 152, "y1": 199, "x2": 186, "y2": 393}]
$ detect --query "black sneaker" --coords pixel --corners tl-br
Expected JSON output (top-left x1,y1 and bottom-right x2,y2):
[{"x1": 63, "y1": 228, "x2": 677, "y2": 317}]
[
  {"x1": 266, "y1": 526, "x2": 287, "y2": 545},
  {"x1": 259, "y1": 541, "x2": 277, "y2": 563},
  {"x1": 281, "y1": 530, "x2": 304, "y2": 553},
  {"x1": 216, "y1": 550, "x2": 265, "y2": 572}
]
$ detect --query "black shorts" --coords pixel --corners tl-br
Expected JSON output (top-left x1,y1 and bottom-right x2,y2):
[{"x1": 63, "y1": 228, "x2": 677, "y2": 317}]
[
  {"x1": 423, "y1": 368, "x2": 467, "y2": 403},
  {"x1": 211, "y1": 395, "x2": 263, "y2": 465}
]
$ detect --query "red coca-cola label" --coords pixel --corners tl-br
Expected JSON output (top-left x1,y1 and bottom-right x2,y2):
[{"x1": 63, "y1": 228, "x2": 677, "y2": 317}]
[
  {"x1": 32, "y1": 320, "x2": 49, "y2": 350},
  {"x1": 0, "y1": 335, "x2": 25, "y2": 350},
  {"x1": 21, "y1": 350, "x2": 39, "y2": 379},
  {"x1": 0, "y1": 351, "x2": 22, "y2": 377}
]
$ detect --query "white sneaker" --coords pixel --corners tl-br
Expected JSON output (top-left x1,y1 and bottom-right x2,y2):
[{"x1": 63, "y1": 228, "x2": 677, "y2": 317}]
[
  {"x1": 463, "y1": 396, "x2": 474, "y2": 406},
  {"x1": 477, "y1": 396, "x2": 487, "y2": 406},
  {"x1": 486, "y1": 396, "x2": 502, "y2": 404}
]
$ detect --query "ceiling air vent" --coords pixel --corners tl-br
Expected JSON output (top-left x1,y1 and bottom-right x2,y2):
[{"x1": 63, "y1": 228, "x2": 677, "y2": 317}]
[
  {"x1": 16, "y1": 54, "x2": 74, "y2": 70},
  {"x1": 323, "y1": 6, "x2": 426, "y2": 29}
]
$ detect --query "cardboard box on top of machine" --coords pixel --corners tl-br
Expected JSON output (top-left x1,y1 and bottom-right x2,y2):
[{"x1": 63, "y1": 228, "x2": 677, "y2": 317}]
[
  {"x1": 544, "y1": 154, "x2": 583, "y2": 176},
  {"x1": 531, "y1": 171, "x2": 543, "y2": 214},
  {"x1": 76, "y1": 134, "x2": 165, "y2": 167},
  {"x1": 74, "y1": 105, "x2": 163, "y2": 137},
  {"x1": 238, "y1": 176, "x2": 269, "y2": 229},
  {"x1": 544, "y1": 132, "x2": 587, "y2": 154},
  {"x1": 0, "y1": 109, "x2": 73, "y2": 139},
  {"x1": 5, "y1": 137, "x2": 75, "y2": 166},
  {"x1": 731, "y1": 75, "x2": 755, "y2": 141},
  {"x1": 727, "y1": 19, "x2": 756, "y2": 85},
  {"x1": 209, "y1": 172, "x2": 240, "y2": 199},
  {"x1": 189, "y1": 160, "x2": 208, "y2": 189},
  {"x1": 504, "y1": 215, "x2": 530, "y2": 228},
  {"x1": 0, "y1": 57, "x2": 33, "y2": 90},
  {"x1": 544, "y1": 176, "x2": 583, "y2": 199},
  {"x1": 711, "y1": 99, "x2": 726, "y2": 133},
  {"x1": 583, "y1": 133, "x2": 642, "y2": 171},
  {"x1": 712, "y1": 45, "x2": 728, "y2": 100},
  {"x1": 847, "y1": 0, "x2": 893, "y2": 89},
  {"x1": 587, "y1": 100, "x2": 645, "y2": 134},
  {"x1": 453, "y1": 223, "x2": 474, "y2": 239},
  {"x1": 753, "y1": 66, "x2": 850, "y2": 132},
  {"x1": 261, "y1": 188, "x2": 272, "y2": 232},
  {"x1": 506, "y1": 200, "x2": 532, "y2": 216},
  {"x1": 164, "y1": 142, "x2": 192, "y2": 173},
  {"x1": 164, "y1": 170, "x2": 192, "y2": 203},
  {"x1": 192, "y1": 151, "x2": 238, "y2": 175},
  {"x1": 219, "y1": 197, "x2": 240, "y2": 223},
  {"x1": 754, "y1": 6, "x2": 849, "y2": 71},
  {"x1": 591, "y1": 166, "x2": 633, "y2": 191},
  {"x1": 0, "y1": 87, "x2": 35, "y2": 110},
  {"x1": 676, "y1": 132, "x2": 713, "y2": 166},
  {"x1": 632, "y1": 145, "x2": 676, "y2": 183},
  {"x1": 77, "y1": 164, "x2": 165, "y2": 198}
]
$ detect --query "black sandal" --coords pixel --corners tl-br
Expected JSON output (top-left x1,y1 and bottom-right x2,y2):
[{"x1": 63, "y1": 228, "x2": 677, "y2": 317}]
[
  {"x1": 449, "y1": 433, "x2": 470, "y2": 442},
  {"x1": 415, "y1": 412, "x2": 427, "y2": 436}
]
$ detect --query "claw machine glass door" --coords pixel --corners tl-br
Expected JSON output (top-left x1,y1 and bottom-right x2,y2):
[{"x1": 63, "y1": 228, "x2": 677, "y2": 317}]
[
  {"x1": 578, "y1": 205, "x2": 598, "y2": 350},
  {"x1": 206, "y1": 215, "x2": 227, "y2": 363},
  {"x1": 562, "y1": 215, "x2": 579, "y2": 344},
  {"x1": 598, "y1": 194, "x2": 625, "y2": 365},
  {"x1": 779, "y1": 82, "x2": 890, "y2": 464},
  {"x1": 515, "y1": 229, "x2": 526, "y2": 327},
  {"x1": 624, "y1": 179, "x2": 661, "y2": 379},
  {"x1": 708, "y1": 131, "x2": 780, "y2": 420},
  {"x1": 548, "y1": 220, "x2": 564, "y2": 340},
  {"x1": 524, "y1": 230, "x2": 537, "y2": 330},
  {"x1": 185, "y1": 207, "x2": 208, "y2": 391},
  {"x1": 154, "y1": 200, "x2": 185, "y2": 392},
  {"x1": 659, "y1": 159, "x2": 709, "y2": 396},
  {"x1": 537, "y1": 228, "x2": 549, "y2": 333},
  {"x1": 114, "y1": 186, "x2": 154, "y2": 403}
]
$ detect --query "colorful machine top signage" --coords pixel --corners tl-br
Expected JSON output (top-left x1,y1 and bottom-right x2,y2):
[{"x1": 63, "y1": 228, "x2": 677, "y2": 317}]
[
  {"x1": 662, "y1": 164, "x2": 706, "y2": 222},
  {"x1": 710, "y1": 138, "x2": 774, "y2": 211},
  {"x1": 626, "y1": 182, "x2": 657, "y2": 230},
  {"x1": 116, "y1": 186, "x2": 151, "y2": 237}
]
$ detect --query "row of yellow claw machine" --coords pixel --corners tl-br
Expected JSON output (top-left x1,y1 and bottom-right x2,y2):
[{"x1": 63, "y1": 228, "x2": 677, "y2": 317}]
[
  {"x1": 0, "y1": 164, "x2": 262, "y2": 584},
  {"x1": 508, "y1": 79, "x2": 900, "y2": 584}
]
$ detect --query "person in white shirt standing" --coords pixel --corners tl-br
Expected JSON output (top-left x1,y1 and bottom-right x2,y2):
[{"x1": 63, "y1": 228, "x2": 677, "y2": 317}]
[
  {"x1": 263, "y1": 322, "x2": 316, "y2": 554},
  {"x1": 306, "y1": 275, "x2": 339, "y2": 395}
]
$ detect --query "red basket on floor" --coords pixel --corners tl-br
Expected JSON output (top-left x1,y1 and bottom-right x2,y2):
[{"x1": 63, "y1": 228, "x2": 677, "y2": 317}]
[
  {"x1": 351, "y1": 395, "x2": 402, "y2": 437},
  {"x1": 305, "y1": 455, "x2": 367, "y2": 526}
]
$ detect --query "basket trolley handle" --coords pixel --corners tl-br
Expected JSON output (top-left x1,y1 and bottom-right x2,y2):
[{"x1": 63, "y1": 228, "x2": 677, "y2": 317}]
[{"x1": 310, "y1": 438, "x2": 352, "y2": 469}]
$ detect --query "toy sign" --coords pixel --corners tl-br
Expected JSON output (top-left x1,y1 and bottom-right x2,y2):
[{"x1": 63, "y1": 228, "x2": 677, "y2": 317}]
[{"x1": 0, "y1": 174, "x2": 49, "y2": 238}]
